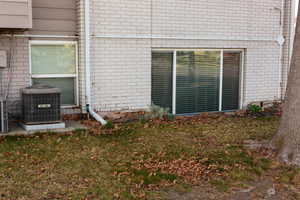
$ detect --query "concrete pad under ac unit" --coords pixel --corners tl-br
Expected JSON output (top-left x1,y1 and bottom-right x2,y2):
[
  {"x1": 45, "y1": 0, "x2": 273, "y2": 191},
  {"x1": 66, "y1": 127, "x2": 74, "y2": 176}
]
[{"x1": 21, "y1": 122, "x2": 66, "y2": 132}]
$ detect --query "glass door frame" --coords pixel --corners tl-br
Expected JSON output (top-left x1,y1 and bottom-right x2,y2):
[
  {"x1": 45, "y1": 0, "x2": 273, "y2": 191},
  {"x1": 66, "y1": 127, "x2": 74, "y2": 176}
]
[{"x1": 152, "y1": 48, "x2": 245, "y2": 115}]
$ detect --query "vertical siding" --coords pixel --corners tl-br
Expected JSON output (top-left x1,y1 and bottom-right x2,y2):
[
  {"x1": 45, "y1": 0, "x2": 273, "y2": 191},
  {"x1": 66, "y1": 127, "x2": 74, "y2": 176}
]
[{"x1": 29, "y1": 0, "x2": 77, "y2": 35}]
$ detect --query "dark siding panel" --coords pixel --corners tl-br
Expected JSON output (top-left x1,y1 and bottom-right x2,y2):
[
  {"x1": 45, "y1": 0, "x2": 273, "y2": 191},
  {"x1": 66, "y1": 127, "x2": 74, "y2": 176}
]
[
  {"x1": 30, "y1": 0, "x2": 76, "y2": 35},
  {"x1": 33, "y1": 8, "x2": 76, "y2": 20},
  {"x1": 151, "y1": 52, "x2": 173, "y2": 112},
  {"x1": 222, "y1": 52, "x2": 241, "y2": 111},
  {"x1": 32, "y1": 19, "x2": 76, "y2": 32}
]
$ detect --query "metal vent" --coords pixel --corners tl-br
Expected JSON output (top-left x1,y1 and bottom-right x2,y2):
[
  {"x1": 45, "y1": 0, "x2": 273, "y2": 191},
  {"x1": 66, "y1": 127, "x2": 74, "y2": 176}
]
[
  {"x1": 22, "y1": 85, "x2": 61, "y2": 124},
  {"x1": 0, "y1": 98, "x2": 8, "y2": 133}
]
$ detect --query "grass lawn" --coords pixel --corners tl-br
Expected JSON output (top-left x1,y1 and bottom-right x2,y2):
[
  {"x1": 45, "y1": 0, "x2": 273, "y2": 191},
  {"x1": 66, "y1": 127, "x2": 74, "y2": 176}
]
[{"x1": 0, "y1": 115, "x2": 299, "y2": 199}]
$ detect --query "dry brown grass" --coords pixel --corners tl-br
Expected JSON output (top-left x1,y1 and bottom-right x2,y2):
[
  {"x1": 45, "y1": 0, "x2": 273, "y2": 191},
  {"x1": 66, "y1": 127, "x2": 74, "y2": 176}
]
[{"x1": 0, "y1": 115, "x2": 298, "y2": 199}]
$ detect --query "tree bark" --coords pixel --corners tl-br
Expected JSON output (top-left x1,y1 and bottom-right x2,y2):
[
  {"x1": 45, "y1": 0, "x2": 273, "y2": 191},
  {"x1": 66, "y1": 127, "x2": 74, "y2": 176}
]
[{"x1": 271, "y1": 5, "x2": 300, "y2": 166}]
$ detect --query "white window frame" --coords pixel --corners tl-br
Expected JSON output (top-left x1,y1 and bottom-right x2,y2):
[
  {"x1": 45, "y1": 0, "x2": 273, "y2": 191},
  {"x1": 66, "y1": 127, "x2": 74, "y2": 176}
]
[
  {"x1": 29, "y1": 40, "x2": 79, "y2": 108},
  {"x1": 152, "y1": 48, "x2": 245, "y2": 115}
]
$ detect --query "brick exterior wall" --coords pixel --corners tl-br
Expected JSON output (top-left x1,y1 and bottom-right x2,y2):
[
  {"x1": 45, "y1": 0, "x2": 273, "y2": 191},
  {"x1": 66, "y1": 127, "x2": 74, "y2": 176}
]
[
  {"x1": 88, "y1": 0, "x2": 293, "y2": 112},
  {"x1": 0, "y1": 0, "x2": 294, "y2": 116},
  {"x1": 0, "y1": 37, "x2": 30, "y2": 117}
]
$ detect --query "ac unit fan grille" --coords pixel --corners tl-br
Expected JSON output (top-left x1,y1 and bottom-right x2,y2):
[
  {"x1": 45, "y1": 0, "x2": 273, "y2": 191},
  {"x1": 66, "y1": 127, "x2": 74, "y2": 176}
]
[{"x1": 23, "y1": 93, "x2": 61, "y2": 124}]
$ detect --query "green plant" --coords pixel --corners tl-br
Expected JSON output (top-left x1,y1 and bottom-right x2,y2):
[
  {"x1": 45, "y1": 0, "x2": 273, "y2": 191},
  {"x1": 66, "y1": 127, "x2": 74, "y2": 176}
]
[
  {"x1": 247, "y1": 104, "x2": 263, "y2": 115},
  {"x1": 103, "y1": 120, "x2": 115, "y2": 129},
  {"x1": 139, "y1": 116, "x2": 148, "y2": 124},
  {"x1": 144, "y1": 104, "x2": 170, "y2": 120},
  {"x1": 131, "y1": 169, "x2": 177, "y2": 185},
  {"x1": 167, "y1": 113, "x2": 176, "y2": 121}
]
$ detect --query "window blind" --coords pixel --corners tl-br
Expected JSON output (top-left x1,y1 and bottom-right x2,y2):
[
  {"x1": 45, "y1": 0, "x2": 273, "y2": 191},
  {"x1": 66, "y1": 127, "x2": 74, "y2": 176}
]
[
  {"x1": 176, "y1": 51, "x2": 220, "y2": 114},
  {"x1": 151, "y1": 52, "x2": 173, "y2": 112},
  {"x1": 222, "y1": 52, "x2": 241, "y2": 111}
]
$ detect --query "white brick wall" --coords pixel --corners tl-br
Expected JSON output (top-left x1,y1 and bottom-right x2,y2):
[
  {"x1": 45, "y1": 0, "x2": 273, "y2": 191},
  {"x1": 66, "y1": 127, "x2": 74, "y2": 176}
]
[
  {"x1": 91, "y1": 39, "x2": 152, "y2": 111},
  {"x1": 89, "y1": 0, "x2": 292, "y2": 112},
  {"x1": 0, "y1": 0, "x2": 293, "y2": 116}
]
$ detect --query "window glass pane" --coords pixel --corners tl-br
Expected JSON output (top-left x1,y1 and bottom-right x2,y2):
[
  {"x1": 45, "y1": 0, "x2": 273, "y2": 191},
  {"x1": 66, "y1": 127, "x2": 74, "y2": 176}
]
[
  {"x1": 32, "y1": 78, "x2": 75, "y2": 105},
  {"x1": 151, "y1": 52, "x2": 173, "y2": 112},
  {"x1": 176, "y1": 51, "x2": 220, "y2": 114},
  {"x1": 222, "y1": 52, "x2": 241, "y2": 111},
  {"x1": 31, "y1": 44, "x2": 76, "y2": 75}
]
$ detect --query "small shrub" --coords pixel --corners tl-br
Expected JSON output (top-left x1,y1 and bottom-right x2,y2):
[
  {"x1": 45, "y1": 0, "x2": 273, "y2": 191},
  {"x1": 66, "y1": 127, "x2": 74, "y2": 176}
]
[
  {"x1": 247, "y1": 104, "x2": 263, "y2": 115},
  {"x1": 144, "y1": 104, "x2": 170, "y2": 120},
  {"x1": 139, "y1": 116, "x2": 148, "y2": 124},
  {"x1": 74, "y1": 128, "x2": 86, "y2": 134},
  {"x1": 103, "y1": 121, "x2": 115, "y2": 129},
  {"x1": 166, "y1": 113, "x2": 176, "y2": 121}
]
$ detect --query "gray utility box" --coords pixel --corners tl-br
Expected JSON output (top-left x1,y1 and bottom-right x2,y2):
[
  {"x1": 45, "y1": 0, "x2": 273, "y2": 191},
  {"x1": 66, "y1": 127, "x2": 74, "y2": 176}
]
[
  {"x1": 22, "y1": 85, "x2": 61, "y2": 125},
  {"x1": 0, "y1": 98, "x2": 8, "y2": 133}
]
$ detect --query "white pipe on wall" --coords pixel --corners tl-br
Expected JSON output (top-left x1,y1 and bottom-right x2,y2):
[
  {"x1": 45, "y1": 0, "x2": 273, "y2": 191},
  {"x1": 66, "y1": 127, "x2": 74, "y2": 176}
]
[
  {"x1": 84, "y1": 0, "x2": 107, "y2": 125},
  {"x1": 93, "y1": 34, "x2": 278, "y2": 42},
  {"x1": 274, "y1": 1, "x2": 286, "y2": 100}
]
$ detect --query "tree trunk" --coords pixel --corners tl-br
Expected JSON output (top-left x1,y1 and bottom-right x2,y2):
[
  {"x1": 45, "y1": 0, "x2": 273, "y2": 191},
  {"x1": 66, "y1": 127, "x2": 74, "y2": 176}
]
[{"x1": 271, "y1": 5, "x2": 300, "y2": 166}]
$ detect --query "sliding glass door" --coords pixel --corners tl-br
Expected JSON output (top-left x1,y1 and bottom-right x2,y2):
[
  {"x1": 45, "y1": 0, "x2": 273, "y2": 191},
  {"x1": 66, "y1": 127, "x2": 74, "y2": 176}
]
[
  {"x1": 151, "y1": 52, "x2": 173, "y2": 112},
  {"x1": 176, "y1": 51, "x2": 221, "y2": 114},
  {"x1": 222, "y1": 52, "x2": 241, "y2": 111},
  {"x1": 151, "y1": 50, "x2": 242, "y2": 115}
]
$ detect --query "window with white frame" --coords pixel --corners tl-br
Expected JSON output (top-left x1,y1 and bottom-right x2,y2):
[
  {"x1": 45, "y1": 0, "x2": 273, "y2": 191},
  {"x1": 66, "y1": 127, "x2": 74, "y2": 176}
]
[
  {"x1": 151, "y1": 49, "x2": 243, "y2": 115},
  {"x1": 30, "y1": 41, "x2": 78, "y2": 106}
]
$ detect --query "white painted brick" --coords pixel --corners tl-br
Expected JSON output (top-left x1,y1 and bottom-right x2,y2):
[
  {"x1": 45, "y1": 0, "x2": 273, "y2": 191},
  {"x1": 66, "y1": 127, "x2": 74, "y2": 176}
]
[
  {"x1": 1, "y1": 0, "x2": 293, "y2": 115},
  {"x1": 88, "y1": 0, "x2": 292, "y2": 111}
]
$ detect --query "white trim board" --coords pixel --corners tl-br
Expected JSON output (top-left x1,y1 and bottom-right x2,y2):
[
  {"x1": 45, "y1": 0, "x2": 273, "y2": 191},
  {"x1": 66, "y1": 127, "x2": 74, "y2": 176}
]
[{"x1": 93, "y1": 35, "x2": 278, "y2": 43}]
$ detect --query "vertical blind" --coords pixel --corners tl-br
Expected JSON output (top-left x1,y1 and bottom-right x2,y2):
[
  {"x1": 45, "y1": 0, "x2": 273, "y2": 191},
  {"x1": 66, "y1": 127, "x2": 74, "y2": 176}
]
[
  {"x1": 222, "y1": 52, "x2": 241, "y2": 111},
  {"x1": 176, "y1": 51, "x2": 220, "y2": 114},
  {"x1": 151, "y1": 50, "x2": 241, "y2": 114},
  {"x1": 151, "y1": 52, "x2": 173, "y2": 112}
]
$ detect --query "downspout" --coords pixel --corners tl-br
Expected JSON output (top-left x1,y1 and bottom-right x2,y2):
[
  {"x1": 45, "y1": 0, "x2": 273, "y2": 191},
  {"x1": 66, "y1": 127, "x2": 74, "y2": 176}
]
[
  {"x1": 84, "y1": 0, "x2": 107, "y2": 125},
  {"x1": 275, "y1": 0, "x2": 286, "y2": 100}
]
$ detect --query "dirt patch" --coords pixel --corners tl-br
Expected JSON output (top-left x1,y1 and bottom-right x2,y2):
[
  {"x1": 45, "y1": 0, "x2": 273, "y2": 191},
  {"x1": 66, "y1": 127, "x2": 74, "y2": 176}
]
[
  {"x1": 165, "y1": 177, "x2": 298, "y2": 200},
  {"x1": 166, "y1": 185, "x2": 226, "y2": 200}
]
